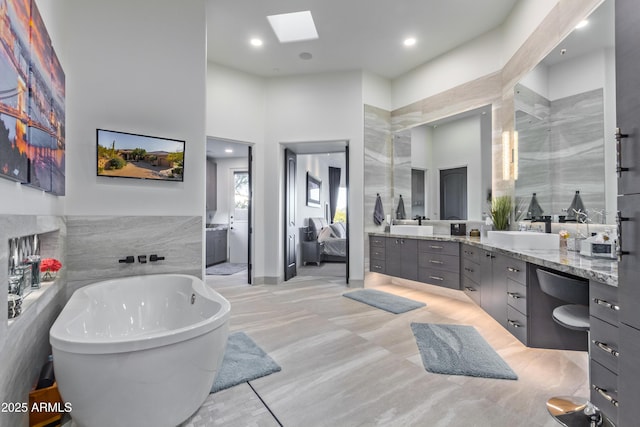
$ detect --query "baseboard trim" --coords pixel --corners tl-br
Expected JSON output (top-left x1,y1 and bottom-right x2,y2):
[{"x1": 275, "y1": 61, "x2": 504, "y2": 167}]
[{"x1": 254, "y1": 276, "x2": 280, "y2": 285}]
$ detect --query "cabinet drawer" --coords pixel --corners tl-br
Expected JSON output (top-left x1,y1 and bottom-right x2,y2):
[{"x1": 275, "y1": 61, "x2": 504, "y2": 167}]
[
  {"x1": 500, "y1": 257, "x2": 527, "y2": 284},
  {"x1": 418, "y1": 253, "x2": 460, "y2": 273},
  {"x1": 590, "y1": 360, "x2": 618, "y2": 426},
  {"x1": 418, "y1": 240, "x2": 459, "y2": 256},
  {"x1": 418, "y1": 268, "x2": 460, "y2": 290},
  {"x1": 370, "y1": 236, "x2": 386, "y2": 248},
  {"x1": 461, "y1": 245, "x2": 481, "y2": 264},
  {"x1": 590, "y1": 316, "x2": 619, "y2": 374},
  {"x1": 370, "y1": 246, "x2": 386, "y2": 261},
  {"x1": 590, "y1": 280, "x2": 619, "y2": 326},
  {"x1": 462, "y1": 275, "x2": 481, "y2": 305},
  {"x1": 461, "y1": 257, "x2": 481, "y2": 283},
  {"x1": 506, "y1": 305, "x2": 528, "y2": 345},
  {"x1": 506, "y1": 279, "x2": 527, "y2": 315},
  {"x1": 370, "y1": 259, "x2": 385, "y2": 274}
]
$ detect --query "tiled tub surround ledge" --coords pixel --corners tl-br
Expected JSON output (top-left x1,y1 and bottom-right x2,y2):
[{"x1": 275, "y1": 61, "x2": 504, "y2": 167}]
[{"x1": 369, "y1": 232, "x2": 618, "y2": 287}]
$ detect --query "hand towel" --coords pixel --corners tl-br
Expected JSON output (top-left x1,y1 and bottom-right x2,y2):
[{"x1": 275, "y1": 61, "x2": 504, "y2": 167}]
[
  {"x1": 396, "y1": 195, "x2": 406, "y2": 220},
  {"x1": 373, "y1": 194, "x2": 385, "y2": 225}
]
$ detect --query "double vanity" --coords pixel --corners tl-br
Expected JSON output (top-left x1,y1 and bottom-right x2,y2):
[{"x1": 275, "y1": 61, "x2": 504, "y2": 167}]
[{"x1": 369, "y1": 230, "x2": 620, "y2": 424}]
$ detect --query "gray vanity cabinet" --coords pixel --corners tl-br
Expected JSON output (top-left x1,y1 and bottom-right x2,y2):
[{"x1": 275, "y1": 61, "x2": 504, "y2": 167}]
[
  {"x1": 461, "y1": 245, "x2": 481, "y2": 305},
  {"x1": 616, "y1": 0, "x2": 640, "y2": 423},
  {"x1": 589, "y1": 280, "x2": 620, "y2": 425},
  {"x1": 206, "y1": 229, "x2": 227, "y2": 266},
  {"x1": 369, "y1": 236, "x2": 386, "y2": 274},
  {"x1": 385, "y1": 237, "x2": 418, "y2": 281},
  {"x1": 417, "y1": 240, "x2": 460, "y2": 289}
]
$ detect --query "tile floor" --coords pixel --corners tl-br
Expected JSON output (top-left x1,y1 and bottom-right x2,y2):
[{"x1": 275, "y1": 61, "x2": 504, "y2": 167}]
[{"x1": 183, "y1": 271, "x2": 588, "y2": 427}]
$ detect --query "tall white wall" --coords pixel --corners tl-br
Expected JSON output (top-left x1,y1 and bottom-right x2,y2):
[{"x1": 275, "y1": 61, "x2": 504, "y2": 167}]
[
  {"x1": 264, "y1": 72, "x2": 364, "y2": 283},
  {"x1": 43, "y1": 0, "x2": 207, "y2": 216},
  {"x1": 362, "y1": 71, "x2": 392, "y2": 111}
]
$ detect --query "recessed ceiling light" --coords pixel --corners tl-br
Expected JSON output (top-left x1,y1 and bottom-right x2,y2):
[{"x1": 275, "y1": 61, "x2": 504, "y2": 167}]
[
  {"x1": 267, "y1": 11, "x2": 319, "y2": 43},
  {"x1": 225, "y1": 149, "x2": 233, "y2": 153},
  {"x1": 403, "y1": 37, "x2": 417, "y2": 47},
  {"x1": 575, "y1": 20, "x2": 589, "y2": 29},
  {"x1": 250, "y1": 38, "x2": 263, "y2": 47}
]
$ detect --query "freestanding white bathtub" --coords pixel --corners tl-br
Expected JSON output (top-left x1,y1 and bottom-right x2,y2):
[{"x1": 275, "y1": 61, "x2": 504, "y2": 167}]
[{"x1": 50, "y1": 274, "x2": 230, "y2": 427}]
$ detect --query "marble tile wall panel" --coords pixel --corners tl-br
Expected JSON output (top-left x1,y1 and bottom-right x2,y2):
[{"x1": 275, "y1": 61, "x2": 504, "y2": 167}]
[
  {"x1": 392, "y1": 130, "x2": 411, "y2": 219},
  {"x1": 550, "y1": 89, "x2": 605, "y2": 215},
  {"x1": 65, "y1": 216, "x2": 202, "y2": 295},
  {"x1": 516, "y1": 86, "x2": 604, "y2": 217},
  {"x1": 364, "y1": 105, "x2": 392, "y2": 230}
]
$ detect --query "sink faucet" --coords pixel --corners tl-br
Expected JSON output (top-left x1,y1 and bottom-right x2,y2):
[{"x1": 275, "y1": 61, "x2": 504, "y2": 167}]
[
  {"x1": 531, "y1": 216, "x2": 552, "y2": 233},
  {"x1": 414, "y1": 215, "x2": 422, "y2": 226}
]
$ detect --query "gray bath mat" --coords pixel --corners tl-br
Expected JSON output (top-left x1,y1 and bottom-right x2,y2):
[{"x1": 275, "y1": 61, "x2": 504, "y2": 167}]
[
  {"x1": 343, "y1": 289, "x2": 426, "y2": 314},
  {"x1": 211, "y1": 332, "x2": 281, "y2": 393},
  {"x1": 206, "y1": 262, "x2": 247, "y2": 276},
  {"x1": 411, "y1": 323, "x2": 518, "y2": 380}
]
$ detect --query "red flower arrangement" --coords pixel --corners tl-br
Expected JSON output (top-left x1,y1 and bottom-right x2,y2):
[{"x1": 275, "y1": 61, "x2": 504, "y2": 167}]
[
  {"x1": 40, "y1": 258, "x2": 62, "y2": 281},
  {"x1": 40, "y1": 258, "x2": 62, "y2": 272}
]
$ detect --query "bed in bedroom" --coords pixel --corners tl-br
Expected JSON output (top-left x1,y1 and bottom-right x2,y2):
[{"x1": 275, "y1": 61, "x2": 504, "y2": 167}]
[{"x1": 300, "y1": 218, "x2": 347, "y2": 265}]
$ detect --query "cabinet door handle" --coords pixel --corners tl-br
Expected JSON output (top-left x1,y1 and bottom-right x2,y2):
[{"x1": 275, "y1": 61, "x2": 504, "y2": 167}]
[
  {"x1": 429, "y1": 276, "x2": 444, "y2": 281},
  {"x1": 429, "y1": 260, "x2": 444, "y2": 265},
  {"x1": 507, "y1": 320, "x2": 522, "y2": 328},
  {"x1": 373, "y1": 265, "x2": 382, "y2": 270},
  {"x1": 430, "y1": 245, "x2": 444, "y2": 249},
  {"x1": 616, "y1": 211, "x2": 629, "y2": 261},
  {"x1": 592, "y1": 385, "x2": 619, "y2": 407},
  {"x1": 593, "y1": 298, "x2": 620, "y2": 311},
  {"x1": 464, "y1": 267, "x2": 474, "y2": 273},
  {"x1": 615, "y1": 127, "x2": 629, "y2": 177},
  {"x1": 507, "y1": 267, "x2": 520, "y2": 273},
  {"x1": 507, "y1": 292, "x2": 522, "y2": 300},
  {"x1": 464, "y1": 286, "x2": 476, "y2": 292},
  {"x1": 592, "y1": 340, "x2": 619, "y2": 357}
]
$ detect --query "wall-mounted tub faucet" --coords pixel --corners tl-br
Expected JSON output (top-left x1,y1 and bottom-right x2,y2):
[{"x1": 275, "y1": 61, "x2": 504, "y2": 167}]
[
  {"x1": 149, "y1": 254, "x2": 165, "y2": 262},
  {"x1": 138, "y1": 255, "x2": 147, "y2": 264},
  {"x1": 118, "y1": 256, "x2": 134, "y2": 264}
]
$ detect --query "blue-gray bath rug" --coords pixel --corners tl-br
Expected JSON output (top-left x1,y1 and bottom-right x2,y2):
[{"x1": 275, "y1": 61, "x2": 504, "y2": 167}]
[
  {"x1": 411, "y1": 323, "x2": 518, "y2": 380},
  {"x1": 211, "y1": 332, "x2": 281, "y2": 393},
  {"x1": 343, "y1": 289, "x2": 426, "y2": 314}
]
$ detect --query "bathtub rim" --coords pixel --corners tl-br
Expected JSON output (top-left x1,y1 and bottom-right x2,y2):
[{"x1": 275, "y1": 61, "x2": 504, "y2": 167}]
[{"x1": 50, "y1": 274, "x2": 230, "y2": 355}]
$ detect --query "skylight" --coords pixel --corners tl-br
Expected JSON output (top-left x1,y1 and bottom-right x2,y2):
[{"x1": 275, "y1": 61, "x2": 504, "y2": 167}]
[{"x1": 267, "y1": 11, "x2": 319, "y2": 43}]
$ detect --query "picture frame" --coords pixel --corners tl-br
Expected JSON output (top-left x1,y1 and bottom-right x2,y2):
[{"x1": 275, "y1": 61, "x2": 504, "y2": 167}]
[{"x1": 306, "y1": 172, "x2": 321, "y2": 208}]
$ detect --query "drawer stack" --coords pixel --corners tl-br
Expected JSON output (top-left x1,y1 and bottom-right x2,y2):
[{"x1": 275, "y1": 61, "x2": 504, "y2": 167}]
[
  {"x1": 461, "y1": 245, "x2": 481, "y2": 304},
  {"x1": 417, "y1": 240, "x2": 460, "y2": 289},
  {"x1": 369, "y1": 236, "x2": 386, "y2": 274},
  {"x1": 502, "y1": 256, "x2": 528, "y2": 344},
  {"x1": 589, "y1": 280, "x2": 619, "y2": 425}
]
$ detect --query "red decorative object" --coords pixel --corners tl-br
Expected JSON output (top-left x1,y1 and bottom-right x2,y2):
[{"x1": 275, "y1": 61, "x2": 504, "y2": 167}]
[{"x1": 40, "y1": 258, "x2": 62, "y2": 273}]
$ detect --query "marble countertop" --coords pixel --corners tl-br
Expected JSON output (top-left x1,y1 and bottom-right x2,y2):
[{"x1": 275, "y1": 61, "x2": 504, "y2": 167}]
[{"x1": 369, "y1": 232, "x2": 618, "y2": 287}]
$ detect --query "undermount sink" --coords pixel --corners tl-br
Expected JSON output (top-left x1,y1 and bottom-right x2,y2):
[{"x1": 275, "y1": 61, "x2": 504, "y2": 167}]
[
  {"x1": 390, "y1": 225, "x2": 434, "y2": 236},
  {"x1": 486, "y1": 230, "x2": 559, "y2": 250}
]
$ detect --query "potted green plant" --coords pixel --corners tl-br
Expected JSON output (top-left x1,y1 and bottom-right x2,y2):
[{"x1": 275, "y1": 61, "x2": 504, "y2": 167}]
[{"x1": 490, "y1": 195, "x2": 512, "y2": 231}]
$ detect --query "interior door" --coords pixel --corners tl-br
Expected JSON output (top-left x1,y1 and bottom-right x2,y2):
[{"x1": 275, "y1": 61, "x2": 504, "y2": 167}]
[
  {"x1": 284, "y1": 149, "x2": 297, "y2": 280},
  {"x1": 440, "y1": 167, "x2": 467, "y2": 220},
  {"x1": 229, "y1": 169, "x2": 249, "y2": 264}
]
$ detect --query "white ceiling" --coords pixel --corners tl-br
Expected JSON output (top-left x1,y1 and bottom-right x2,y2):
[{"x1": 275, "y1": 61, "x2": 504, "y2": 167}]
[{"x1": 206, "y1": 0, "x2": 519, "y2": 79}]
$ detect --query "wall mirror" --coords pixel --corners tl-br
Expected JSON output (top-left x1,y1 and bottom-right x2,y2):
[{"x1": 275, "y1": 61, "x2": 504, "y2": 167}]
[
  {"x1": 514, "y1": 0, "x2": 615, "y2": 224},
  {"x1": 393, "y1": 105, "x2": 492, "y2": 221}
]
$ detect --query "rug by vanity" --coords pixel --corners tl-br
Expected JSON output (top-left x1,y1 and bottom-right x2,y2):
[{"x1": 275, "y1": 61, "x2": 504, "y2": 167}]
[
  {"x1": 343, "y1": 289, "x2": 426, "y2": 314},
  {"x1": 206, "y1": 262, "x2": 247, "y2": 276},
  {"x1": 411, "y1": 323, "x2": 518, "y2": 380},
  {"x1": 211, "y1": 332, "x2": 281, "y2": 393}
]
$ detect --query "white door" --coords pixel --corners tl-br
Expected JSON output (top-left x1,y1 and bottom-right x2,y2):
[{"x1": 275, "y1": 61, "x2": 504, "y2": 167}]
[{"x1": 229, "y1": 170, "x2": 249, "y2": 263}]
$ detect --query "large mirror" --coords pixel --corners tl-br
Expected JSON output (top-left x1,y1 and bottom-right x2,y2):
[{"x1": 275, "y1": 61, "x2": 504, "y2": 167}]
[
  {"x1": 392, "y1": 105, "x2": 492, "y2": 221},
  {"x1": 514, "y1": 0, "x2": 615, "y2": 224}
]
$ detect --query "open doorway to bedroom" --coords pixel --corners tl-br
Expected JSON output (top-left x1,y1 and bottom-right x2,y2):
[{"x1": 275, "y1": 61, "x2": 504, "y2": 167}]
[
  {"x1": 283, "y1": 141, "x2": 349, "y2": 283},
  {"x1": 205, "y1": 137, "x2": 253, "y2": 284}
]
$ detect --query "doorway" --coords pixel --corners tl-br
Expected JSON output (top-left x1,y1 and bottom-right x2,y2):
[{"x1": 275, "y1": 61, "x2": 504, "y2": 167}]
[
  {"x1": 440, "y1": 166, "x2": 467, "y2": 220},
  {"x1": 205, "y1": 137, "x2": 253, "y2": 284},
  {"x1": 282, "y1": 141, "x2": 350, "y2": 283}
]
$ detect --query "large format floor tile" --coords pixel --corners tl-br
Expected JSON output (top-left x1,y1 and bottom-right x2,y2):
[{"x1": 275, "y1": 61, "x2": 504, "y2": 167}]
[{"x1": 185, "y1": 273, "x2": 588, "y2": 427}]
